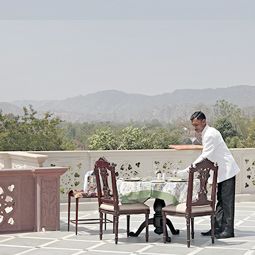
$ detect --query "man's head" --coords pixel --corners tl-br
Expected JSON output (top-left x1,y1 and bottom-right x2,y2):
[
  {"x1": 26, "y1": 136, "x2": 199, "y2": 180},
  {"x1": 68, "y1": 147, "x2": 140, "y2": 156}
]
[{"x1": 190, "y1": 111, "x2": 207, "y2": 133}]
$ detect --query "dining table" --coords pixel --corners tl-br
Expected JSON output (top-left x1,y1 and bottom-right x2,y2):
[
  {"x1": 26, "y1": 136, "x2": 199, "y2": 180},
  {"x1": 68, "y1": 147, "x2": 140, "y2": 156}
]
[{"x1": 117, "y1": 176, "x2": 198, "y2": 242}]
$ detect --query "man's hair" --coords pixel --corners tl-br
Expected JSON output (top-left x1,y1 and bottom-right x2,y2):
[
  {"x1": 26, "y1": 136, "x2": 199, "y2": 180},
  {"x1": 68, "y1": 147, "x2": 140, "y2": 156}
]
[{"x1": 190, "y1": 111, "x2": 206, "y2": 121}]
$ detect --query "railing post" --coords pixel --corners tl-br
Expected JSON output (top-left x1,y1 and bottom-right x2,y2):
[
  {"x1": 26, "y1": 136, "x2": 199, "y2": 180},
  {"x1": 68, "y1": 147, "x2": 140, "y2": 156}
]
[{"x1": 3, "y1": 153, "x2": 12, "y2": 168}]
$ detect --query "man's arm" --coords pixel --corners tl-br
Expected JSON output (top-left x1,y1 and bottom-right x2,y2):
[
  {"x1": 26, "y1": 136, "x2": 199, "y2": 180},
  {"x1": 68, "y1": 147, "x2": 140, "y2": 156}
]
[
  {"x1": 177, "y1": 133, "x2": 216, "y2": 177},
  {"x1": 176, "y1": 168, "x2": 189, "y2": 179}
]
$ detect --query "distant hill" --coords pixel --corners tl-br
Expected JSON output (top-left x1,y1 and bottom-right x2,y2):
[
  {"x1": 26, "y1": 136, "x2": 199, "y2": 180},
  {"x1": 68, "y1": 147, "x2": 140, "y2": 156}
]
[
  {"x1": 0, "y1": 102, "x2": 23, "y2": 115},
  {"x1": 1, "y1": 85, "x2": 255, "y2": 122}
]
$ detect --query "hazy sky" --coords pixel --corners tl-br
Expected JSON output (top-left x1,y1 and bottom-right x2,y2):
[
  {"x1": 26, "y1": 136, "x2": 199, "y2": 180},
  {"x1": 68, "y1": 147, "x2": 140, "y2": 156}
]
[{"x1": 1, "y1": 0, "x2": 255, "y2": 101}]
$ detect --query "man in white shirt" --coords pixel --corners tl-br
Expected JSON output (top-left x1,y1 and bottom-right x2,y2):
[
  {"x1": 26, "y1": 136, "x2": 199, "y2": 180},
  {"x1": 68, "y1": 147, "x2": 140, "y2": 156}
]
[{"x1": 186, "y1": 111, "x2": 240, "y2": 239}]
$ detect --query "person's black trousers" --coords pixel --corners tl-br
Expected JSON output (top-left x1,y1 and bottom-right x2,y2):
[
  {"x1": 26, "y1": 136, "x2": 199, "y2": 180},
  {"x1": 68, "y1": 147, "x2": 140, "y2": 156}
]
[{"x1": 215, "y1": 176, "x2": 236, "y2": 234}]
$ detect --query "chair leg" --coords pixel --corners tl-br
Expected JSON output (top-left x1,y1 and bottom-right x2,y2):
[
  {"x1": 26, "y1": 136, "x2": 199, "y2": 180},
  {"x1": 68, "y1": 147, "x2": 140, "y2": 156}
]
[
  {"x1": 104, "y1": 213, "x2": 107, "y2": 230},
  {"x1": 99, "y1": 212, "x2": 103, "y2": 240},
  {"x1": 114, "y1": 215, "x2": 119, "y2": 244},
  {"x1": 75, "y1": 197, "x2": 79, "y2": 235},
  {"x1": 162, "y1": 212, "x2": 167, "y2": 243},
  {"x1": 186, "y1": 216, "x2": 191, "y2": 248},
  {"x1": 113, "y1": 215, "x2": 115, "y2": 233},
  {"x1": 127, "y1": 215, "x2": 130, "y2": 237},
  {"x1": 67, "y1": 192, "x2": 71, "y2": 232},
  {"x1": 191, "y1": 217, "x2": 194, "y2": 239},
  {"x1": 211, "y1": 215, "x2": 215, "y2": 244},
  {"x1": 145, "y1": 213, "x2": 149, "y2": 242}
]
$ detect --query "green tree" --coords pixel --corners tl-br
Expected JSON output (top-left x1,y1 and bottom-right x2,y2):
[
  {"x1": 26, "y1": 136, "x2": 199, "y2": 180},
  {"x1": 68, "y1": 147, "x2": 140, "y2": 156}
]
[
  {"x1": 88, "y1": 128, "x2": 118, "y2": 150},
  {"x1": 118, "y1": 126, "x2": 152, "y2": 150},
  {"x1": 244, "y1": 119, "x2": 255, "y2": 147},
  {"x1": 0, "y1": 105, "x2": 74, "y2": 151},
  {"x1": 214, "y1": 117, "x2": 238, "y2": 141},
  {"x1": 213, "y1": 100, "x2": 247, "y2": 138},
  {"x1": 213, "y1": 100, "x2": 242, "y2": 119},
  {"x1": 225, "y1": 136, "x2": 245, "y2": 148},
  {"x1": 149, "y1": 128, "x2": 183, "y2": 149}
]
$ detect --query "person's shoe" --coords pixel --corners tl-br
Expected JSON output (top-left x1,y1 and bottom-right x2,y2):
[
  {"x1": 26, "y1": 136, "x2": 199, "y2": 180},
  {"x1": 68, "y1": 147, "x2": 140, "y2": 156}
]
[
  {"x1": 201, "y1": 229, "x2": 220, "y2": 236},
  {"x1": 216, "y1": 231, "x2": 234, "y2": 239},
  {"x1": 201, "y1": 229, "x2": 212, "y2": 236}
]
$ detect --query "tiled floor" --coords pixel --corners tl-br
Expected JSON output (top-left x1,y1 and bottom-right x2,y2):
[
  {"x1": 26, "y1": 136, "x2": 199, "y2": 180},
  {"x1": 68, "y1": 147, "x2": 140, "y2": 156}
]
[{"x1": 0, "y1": 202, "x2": 255, "y2": 255}]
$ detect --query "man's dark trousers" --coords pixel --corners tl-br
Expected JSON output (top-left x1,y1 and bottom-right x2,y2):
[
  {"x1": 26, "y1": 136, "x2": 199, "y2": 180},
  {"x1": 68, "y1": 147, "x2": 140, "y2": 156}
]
[{"x1": 215, "y1": 176, "x2": 236, "y2": 235}]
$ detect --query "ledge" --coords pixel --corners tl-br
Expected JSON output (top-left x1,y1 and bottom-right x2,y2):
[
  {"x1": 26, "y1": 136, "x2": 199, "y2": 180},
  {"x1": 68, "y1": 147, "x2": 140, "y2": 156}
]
[
  {"x1": 0, "y1": 152, "x2": 48, "y2": 168},
  {"x1": 169, "y1": 144, "x2": 203, "y2": 150}
]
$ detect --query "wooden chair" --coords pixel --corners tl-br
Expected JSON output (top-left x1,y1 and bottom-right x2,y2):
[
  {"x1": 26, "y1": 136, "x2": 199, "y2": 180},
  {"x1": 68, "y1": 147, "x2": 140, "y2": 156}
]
[
  {"x1": 162, "y1": 158, "x2": 218, "y2": 247},
  {"x1": 94, "y1": 157, "x2": 150, "y2": 244},
  {"x1": 67, "y1": 172, "x2": 111, "y2": 235}
]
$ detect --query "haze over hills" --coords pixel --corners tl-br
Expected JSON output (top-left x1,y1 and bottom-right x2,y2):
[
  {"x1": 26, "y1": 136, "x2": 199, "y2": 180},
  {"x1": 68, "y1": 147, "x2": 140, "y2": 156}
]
[
  {"x1": 0, "y1": 102, "x2": 23, "y2": 115},
  {"x1": 1, "y1": 85, "x2": 255, "y2": 123}
]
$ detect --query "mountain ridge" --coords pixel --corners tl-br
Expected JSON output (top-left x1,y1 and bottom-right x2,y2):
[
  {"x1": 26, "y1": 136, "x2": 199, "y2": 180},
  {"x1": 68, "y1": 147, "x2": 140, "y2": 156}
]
[{"x1": 1, "y1": 85, "x2": 255, "y2": 122}]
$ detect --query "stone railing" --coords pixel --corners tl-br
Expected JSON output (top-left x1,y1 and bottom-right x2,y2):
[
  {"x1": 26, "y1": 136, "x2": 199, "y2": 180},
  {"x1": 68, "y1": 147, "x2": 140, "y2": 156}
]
[
  {"x1": 0, "y1": 149, "x2": 255, "y2": 202},
  {"x1": 0, "y1": 152, "x2": 48, "y2": 169}
]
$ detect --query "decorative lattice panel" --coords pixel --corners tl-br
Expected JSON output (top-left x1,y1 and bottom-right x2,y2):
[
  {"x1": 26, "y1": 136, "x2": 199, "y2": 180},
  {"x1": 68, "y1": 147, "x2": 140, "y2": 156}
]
[
  {"x1": 0, "y1": 184, "x2": 15, "y2": 226},
  {"x1": 116, "y1": 161, "x2": 141, "y2": 179},
  {"x1": 58, "y1": 162, "x2": 83, "y2": 197},
  {"x1": 153, "y1": 160, "x2": 183, "y2": 178},
  {"x1": 244, "y1": 158, "x2": 255, "y2": 191}
]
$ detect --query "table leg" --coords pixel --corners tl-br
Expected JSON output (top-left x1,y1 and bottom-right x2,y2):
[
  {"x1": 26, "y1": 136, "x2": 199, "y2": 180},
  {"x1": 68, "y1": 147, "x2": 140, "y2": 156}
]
[
  {"x1": 153, "y1": 198, "x2": 166, "y2": 234},
  {"x1": 166, "y1": 218, "x2": 180, "y2": 235},
  {"x1": 128, "y1": 218, "x2": 154, "y2": 237},
  {"x1": 128, "y1": 198, "x2": 179, "y2": 240}
]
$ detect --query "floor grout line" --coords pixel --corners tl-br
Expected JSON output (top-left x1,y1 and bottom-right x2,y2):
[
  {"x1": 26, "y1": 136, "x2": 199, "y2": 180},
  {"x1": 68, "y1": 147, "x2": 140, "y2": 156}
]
[
  {"x1": 1, "y1": 202, "x2": 255, "y2": 254},
  {"x1": 13, "y1": 248, "x2": 37, "y2": 255}
]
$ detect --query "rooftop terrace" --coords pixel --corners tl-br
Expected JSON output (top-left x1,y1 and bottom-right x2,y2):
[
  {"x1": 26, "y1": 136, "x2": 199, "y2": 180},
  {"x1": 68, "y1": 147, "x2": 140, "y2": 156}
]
[
  {"x1": 0, "y1": 149, "x2": 255, "y2": 254},
  {"x1": 0, "y1": 201, "x2": 254, "y2": 255}
]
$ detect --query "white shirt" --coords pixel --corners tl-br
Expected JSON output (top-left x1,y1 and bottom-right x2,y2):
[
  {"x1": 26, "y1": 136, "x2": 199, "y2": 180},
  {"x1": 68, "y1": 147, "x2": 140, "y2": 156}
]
[{"x1": 179, "y1": 125, "x2": 240, "y2": 183}]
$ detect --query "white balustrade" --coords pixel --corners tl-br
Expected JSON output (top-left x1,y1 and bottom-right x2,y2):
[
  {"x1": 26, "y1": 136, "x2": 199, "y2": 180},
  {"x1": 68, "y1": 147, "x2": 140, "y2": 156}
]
[{"x1": 1, "y1": 149, "x2": 255, "y2": 202}]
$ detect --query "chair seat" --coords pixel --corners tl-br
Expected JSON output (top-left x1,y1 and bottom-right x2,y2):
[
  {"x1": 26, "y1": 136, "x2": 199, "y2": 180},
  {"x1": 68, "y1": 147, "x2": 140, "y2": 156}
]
[
  {"x1": 100, "y1": 203, "x2": 150, "y2": 214},
  {"x1": 68, "y1": 189, "x2": 111, "y2": 235},
  {"x1": 69, "y1": 190, "x2": 97, "y2": 199},
  {"x1": 162, "y1": 203, "x2": 213, "y2": 214}
]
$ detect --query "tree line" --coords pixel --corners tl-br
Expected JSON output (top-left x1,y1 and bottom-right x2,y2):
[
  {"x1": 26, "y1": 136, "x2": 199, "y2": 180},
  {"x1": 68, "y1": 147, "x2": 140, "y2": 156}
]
[{"x1": 0, "y1": 100, "x2": 255, "y2": 151}]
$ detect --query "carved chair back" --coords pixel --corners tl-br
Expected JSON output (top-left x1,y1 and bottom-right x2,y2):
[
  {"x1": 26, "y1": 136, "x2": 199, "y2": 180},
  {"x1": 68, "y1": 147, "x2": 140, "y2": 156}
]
[
  {"x1": 186, "y1": 158, "x2": 218, "y2": 214},
  {"x1": 94, "y1": 157, "x2": 119, "y2": 211}
]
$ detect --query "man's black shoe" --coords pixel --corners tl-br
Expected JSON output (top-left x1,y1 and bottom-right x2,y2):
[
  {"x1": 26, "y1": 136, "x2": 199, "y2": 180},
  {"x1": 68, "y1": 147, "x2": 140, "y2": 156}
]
[
  {"x1": 201, "y1": 229, "x2": 220, "y2": 236},
  {"x1": 216, "y1": 231, "x2": 234, "y2": 239},
  {"x1": 201, "y1": 229, "x2": 212, "y2": 236}
]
